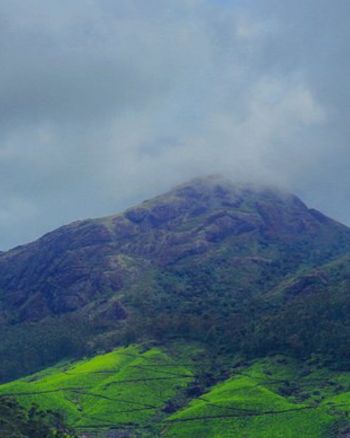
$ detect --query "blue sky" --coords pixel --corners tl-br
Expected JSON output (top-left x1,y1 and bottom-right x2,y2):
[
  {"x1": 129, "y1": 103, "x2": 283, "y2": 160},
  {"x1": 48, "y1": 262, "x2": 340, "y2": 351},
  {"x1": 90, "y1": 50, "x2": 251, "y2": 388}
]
[{"x1": 0, "y1": 0, "x2": 349, "y2": 249}]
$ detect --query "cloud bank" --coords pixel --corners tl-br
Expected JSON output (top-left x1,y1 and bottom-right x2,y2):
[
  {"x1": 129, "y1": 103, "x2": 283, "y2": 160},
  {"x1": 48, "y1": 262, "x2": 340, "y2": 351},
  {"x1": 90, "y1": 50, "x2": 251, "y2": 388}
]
[{"x1": 0, "y1": 0, "x2": 349, "y2": 248}]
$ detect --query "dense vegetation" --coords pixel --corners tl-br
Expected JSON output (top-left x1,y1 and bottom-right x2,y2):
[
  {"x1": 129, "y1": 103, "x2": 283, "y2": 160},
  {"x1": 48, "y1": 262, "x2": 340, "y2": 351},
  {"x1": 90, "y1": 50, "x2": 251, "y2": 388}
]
[
  {"x1": 0, "y1": 396, "x2": 76, "y2": 437},
  {"x1": 122, "y1": 252, "x2": 350, "y2": 369}
]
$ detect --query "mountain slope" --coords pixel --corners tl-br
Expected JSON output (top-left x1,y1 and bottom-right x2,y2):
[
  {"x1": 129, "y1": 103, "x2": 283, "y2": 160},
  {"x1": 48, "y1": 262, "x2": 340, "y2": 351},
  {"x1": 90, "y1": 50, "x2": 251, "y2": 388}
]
[
  {"x1": 1, "y1": 175, "x2": 350, "y2": 382},
  {"x1": 2, "y1": 175, "x2": 349, "y2": 324}
]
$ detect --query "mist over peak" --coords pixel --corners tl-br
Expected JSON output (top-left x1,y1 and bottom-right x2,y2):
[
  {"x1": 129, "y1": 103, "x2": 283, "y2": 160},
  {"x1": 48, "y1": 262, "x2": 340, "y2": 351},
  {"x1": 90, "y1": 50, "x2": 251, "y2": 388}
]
[{"x1": 0, "y1": 0, "x2": 349, "y2": 250}]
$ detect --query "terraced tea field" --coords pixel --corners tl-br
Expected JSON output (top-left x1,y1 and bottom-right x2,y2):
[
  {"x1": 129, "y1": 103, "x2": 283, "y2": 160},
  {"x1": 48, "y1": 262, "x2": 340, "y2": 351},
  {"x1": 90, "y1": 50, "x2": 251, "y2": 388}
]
[{"x1": 3, "y1": 347, "x2": 350, "y2": 437}]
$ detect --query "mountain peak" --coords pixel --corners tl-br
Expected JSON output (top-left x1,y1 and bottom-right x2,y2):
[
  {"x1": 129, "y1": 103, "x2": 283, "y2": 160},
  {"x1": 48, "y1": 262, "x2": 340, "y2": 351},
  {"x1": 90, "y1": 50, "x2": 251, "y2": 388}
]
[
  {"x1": 128, "y1": 175, "x2": 307, "y2": 226},
  {"x1": 1, "y1": 176, "x2": 350, "y2": 381},
  {"x1": 161, "y1": 174, "x2": 301, "y2": 207}
]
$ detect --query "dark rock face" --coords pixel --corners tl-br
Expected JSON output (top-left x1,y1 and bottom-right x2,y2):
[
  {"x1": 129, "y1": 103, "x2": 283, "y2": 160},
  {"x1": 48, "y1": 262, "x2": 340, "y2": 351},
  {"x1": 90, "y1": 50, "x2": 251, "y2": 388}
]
[
  {"x1": 283, "y1": 275, "x2": 329, "y2": 300},
  {"x1": 125, "y1": 207, "x2": 149, "y2": 223},
  {"x1": 97, "y1": 301, "x2": 128, "y2": 322},
  {"x1": 0, "y1": 222, "x2": 130, "y2": 322},
  {"x1": 204, "y1": 212, "x2": 258, "y2": 242}
]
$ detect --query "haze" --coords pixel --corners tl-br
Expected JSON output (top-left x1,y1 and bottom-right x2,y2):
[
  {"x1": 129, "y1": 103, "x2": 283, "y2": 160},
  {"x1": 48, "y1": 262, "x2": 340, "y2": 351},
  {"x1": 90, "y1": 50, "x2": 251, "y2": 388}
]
[{"x1": 1, "y1": 0, "x2": 349, "y2": 249}]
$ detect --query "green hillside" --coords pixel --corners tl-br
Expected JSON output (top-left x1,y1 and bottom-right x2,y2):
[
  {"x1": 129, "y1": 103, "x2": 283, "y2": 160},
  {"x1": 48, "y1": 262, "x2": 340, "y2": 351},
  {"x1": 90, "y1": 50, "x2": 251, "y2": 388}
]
[
  {"x1": 0, "y1": 345, "x2": 198, "y2": 435},
  {"x1": 4, "y1": 346, "x2": 350, "y2": 437},
  {"x1": 164, "y1": 357, "x2": 338, "y2": 438}
]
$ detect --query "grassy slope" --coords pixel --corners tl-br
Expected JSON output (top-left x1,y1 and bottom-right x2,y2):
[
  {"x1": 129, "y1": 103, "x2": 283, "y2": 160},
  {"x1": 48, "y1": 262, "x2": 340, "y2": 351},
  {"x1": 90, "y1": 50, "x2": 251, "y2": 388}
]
[
  {"x1": 0, "y1": 344, "x2": 196, "y2": 434},
  {"x1": 164, "y1": 382, "x2": 332, "y2": 437},
  {"x1": 164, "y1": 356, "x2": 350, "y2": 438},
  {"x1": 4, "y1": 348, "x2": 350, "y2": 437}
]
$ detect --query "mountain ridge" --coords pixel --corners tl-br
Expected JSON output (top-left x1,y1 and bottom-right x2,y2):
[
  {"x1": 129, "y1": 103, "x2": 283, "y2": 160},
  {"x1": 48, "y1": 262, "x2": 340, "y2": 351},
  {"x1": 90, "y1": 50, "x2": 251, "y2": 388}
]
[{"x1": 1, "y1": 175, "x2": 350, "y2": 383}]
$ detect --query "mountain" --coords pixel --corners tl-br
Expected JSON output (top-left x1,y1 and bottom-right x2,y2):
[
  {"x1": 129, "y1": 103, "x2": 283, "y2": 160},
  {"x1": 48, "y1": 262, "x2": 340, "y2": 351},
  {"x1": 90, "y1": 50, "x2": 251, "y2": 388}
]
[
  {"x1": 1, "y1": 175, "x2": 350, "y2": 383},
  {"x1": 3, "y1": 175, "x2": 350, "y2": 437}
]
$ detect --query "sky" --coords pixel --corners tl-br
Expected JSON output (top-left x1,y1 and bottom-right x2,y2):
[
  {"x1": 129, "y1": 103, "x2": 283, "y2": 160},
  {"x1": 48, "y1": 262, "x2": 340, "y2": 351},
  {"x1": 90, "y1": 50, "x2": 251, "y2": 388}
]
[{"x1": 0, "y1": 0, "x2": 350, "y2": 249}]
